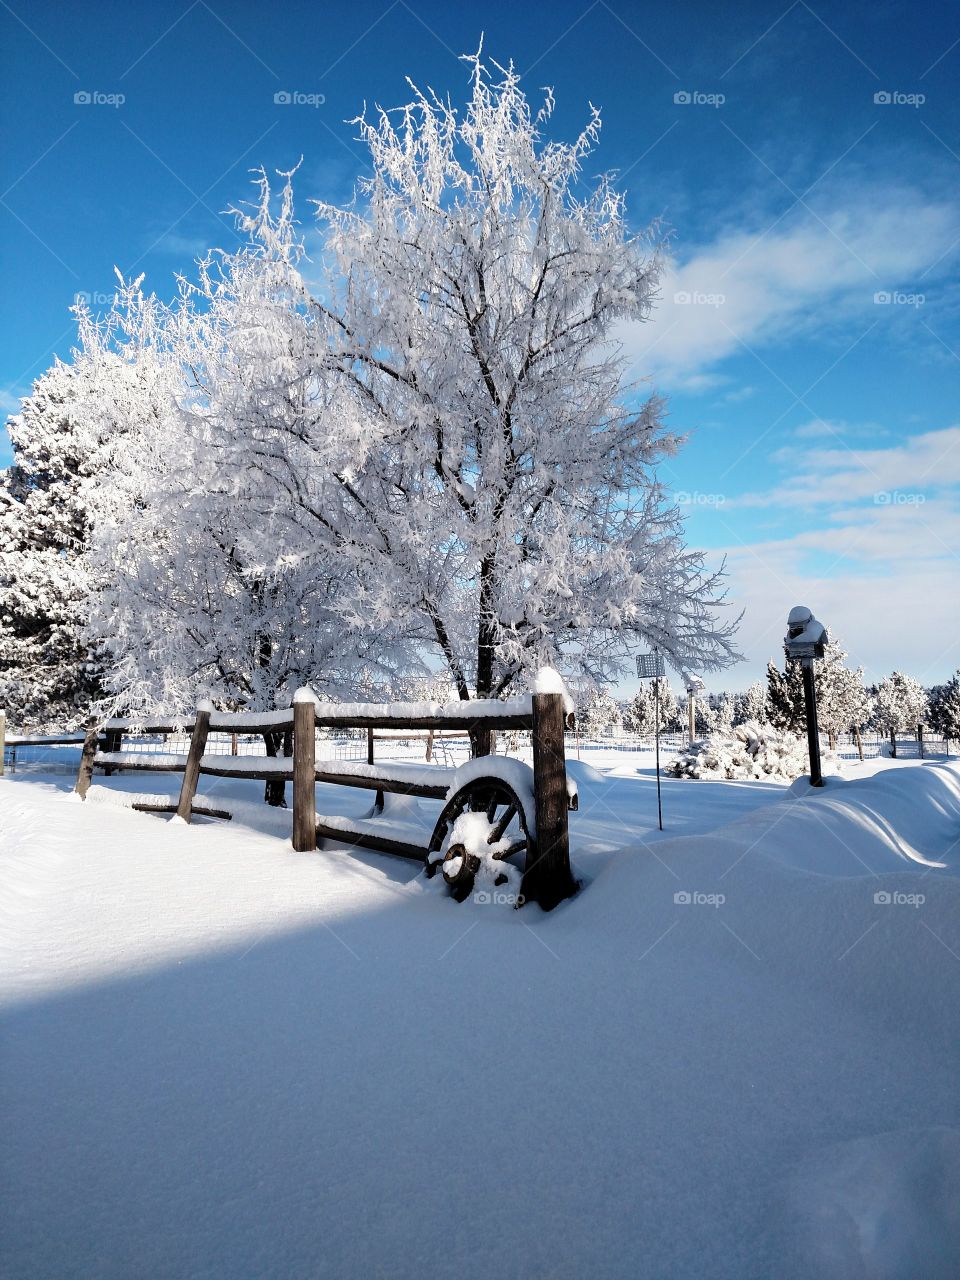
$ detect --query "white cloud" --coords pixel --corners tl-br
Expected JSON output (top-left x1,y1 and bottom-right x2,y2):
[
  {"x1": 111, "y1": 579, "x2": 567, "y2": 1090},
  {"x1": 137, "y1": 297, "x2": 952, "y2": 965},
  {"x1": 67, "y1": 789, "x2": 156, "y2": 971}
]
[
  {"x1": 616, "y1": 186, "x2": 960, "y2": 389},
  {"x1": 695, "y1": 428, "x2": 960, "y2": 689},
  {"x1": 731, "y1": 425, "x2": 960, "y2": 508}
]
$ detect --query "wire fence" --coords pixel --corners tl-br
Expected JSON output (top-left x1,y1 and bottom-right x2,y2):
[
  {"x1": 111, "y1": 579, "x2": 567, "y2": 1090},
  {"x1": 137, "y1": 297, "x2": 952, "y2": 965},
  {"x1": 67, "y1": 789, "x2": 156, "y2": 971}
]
[{"x1": 3, "y1": 725, "x2": 954, "y2": 776}]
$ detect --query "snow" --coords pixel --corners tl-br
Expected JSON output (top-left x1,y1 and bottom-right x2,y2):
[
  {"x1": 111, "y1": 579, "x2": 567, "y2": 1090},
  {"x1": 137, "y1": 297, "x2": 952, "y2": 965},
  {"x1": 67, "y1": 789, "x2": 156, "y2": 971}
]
[
  {"x1": 533, "y1": 665, "x2": 576, "y2": 717},
  {"x1": 310, "y1": 696, "x2": 533, "y2": 724},
  {"x1": 317, "y1": 758, "x2": 452, "y2": 789},
  {"x1": 2, "y1": 756, "x2": 960, "y2": 1278},
  {"x1": 208, "y1": 708, "x2": 294, "y2": 730}
]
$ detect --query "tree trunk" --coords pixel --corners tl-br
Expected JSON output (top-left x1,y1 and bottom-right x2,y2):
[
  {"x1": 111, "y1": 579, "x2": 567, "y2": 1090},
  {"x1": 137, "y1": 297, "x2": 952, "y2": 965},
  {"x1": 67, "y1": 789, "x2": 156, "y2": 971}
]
[
  {"x1": 889, "y1": 726, "x2": 897, "y2": 759},
  {"x1": 854, "y1": 726, "x2": 864, "y2": 762}
]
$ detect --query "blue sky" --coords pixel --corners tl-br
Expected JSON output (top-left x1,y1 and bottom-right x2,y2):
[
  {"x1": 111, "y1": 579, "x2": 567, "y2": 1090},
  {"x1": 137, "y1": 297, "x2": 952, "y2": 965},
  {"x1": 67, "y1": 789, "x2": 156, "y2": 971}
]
[{"x1": 2, "y1": 0, "x2": 958, "y2": 694}]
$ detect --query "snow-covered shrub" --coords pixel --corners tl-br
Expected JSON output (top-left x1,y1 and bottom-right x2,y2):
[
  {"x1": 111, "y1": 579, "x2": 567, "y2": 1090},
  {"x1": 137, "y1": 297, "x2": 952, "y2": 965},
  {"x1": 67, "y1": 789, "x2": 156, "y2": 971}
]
[{"x1": 666, "y1": 720, "x2": 835, "y2": 782}]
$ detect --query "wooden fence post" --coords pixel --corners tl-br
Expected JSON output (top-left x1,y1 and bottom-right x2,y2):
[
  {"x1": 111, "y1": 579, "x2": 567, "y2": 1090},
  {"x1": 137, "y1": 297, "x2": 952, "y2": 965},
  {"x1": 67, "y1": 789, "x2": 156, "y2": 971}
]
[
  {"x1": 0, "y1": 709, "x2": 5, "y2": 778},
  {"x1": 74, "y1": 719, "x2": 101, "y2": 799},
  {"x1": 102, "y1": 725, "x2": 122, "y2": 776},
  {"x1": 292, "y1": 688, "x2": 317, "y2": 852},
  {"x1": 175, "y1": 701, "x2": 212, "y2": 823},
  {"x1": 524, "y1": 692, "x2": 577, "y2": 911},
  {"x1": 367, "y1": 725, "x2": 384, "y2": 815}
]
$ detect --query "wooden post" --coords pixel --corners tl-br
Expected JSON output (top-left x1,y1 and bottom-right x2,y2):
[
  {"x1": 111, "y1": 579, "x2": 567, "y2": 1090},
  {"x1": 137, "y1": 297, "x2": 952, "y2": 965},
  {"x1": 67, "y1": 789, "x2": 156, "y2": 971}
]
[
  {"x1": 890, "y1": 726, "x2": 897, "y2": 759},
  {"x1": 367, "y1": 725, "x2": 384, "y2": 814},
  {"x1": 524, "y1": 692, "x2": 577, "y2": 911},
  {"x1": 0, "y1": 709, "x2": 5, "y2": 778},
  {"x1": 292, "y1": 689, "x2": 317, "y2": 852},
  {"x1": 801, "y1": 661, "x2": 824, "y2": 786},
  {"x1": 917, "y1": 723, "x2": 924, "y2": 759},
  {"x1": 687, "y1": 692, "x2": 696, "y2": 745},
  {"x1": 102, "y1": 726, "x2": 122, "y2": 776},
  {"x1": 74, "y1": 719, "x2": 100, "y2": 799},
  {"x1": 175, "y1": 702, "x2": 212, "y2": 823}
]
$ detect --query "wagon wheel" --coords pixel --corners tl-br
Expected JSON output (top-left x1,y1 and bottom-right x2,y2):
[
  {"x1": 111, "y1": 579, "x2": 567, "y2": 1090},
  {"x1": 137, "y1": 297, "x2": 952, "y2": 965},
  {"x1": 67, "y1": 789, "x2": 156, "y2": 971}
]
[{"x1": 425, "y1": 778, "x2": 534, "y2": 904}]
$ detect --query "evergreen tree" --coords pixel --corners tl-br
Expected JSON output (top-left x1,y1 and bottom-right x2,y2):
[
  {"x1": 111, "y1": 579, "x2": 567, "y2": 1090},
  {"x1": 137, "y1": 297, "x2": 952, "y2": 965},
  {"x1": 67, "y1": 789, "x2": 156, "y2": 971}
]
[
  {"x1": 578, "y1": 690, "x2": 623, "y2": 737},
  {"x1": 927, "y1": 672, "x2": 960, "y2": 753},
  {"x1": 873, "y1": 671, "x2": 928, "y2": 757},
  {"x1": 766, "y1": 658, "x2": 804, "y2": 732},
  {"x1": 741, "y1": 680, "x2": 768, "y2": 725},
  {"x1": 0, "y1": 359, "x2": 102, "y2": 728},
  {"x1": 766, "y1": 636, "x2": 870, "y2": 745},
  {"x1": 815, "y1": 638, "x2": 871, "y2": 748},
  {"x1": 624, "y1": 677, "x2": 676, "y2": 733}
]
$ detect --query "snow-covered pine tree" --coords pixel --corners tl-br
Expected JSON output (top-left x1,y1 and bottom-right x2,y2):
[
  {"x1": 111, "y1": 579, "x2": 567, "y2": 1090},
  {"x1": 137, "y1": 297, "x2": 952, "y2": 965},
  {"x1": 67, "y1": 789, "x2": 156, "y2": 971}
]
[
  {"x1": 766, "y1": 659, "x2": 804, "y2": 732},
  {"x1": 238, "y1": 55, "x2": 740, "y2": 703},
  {"x1": 740, "y1": 680, "x2": 768, "y2": 726},
  {"x1": 578, "y1": 690, "x2": 623, "y2": 738},
  {"x1": 872, "y1": 671, "x2": 928, "y2": 758},
  {"x1": 623, "y1": 677, "x2": 677, "y2": 733},
  {"x1": 929, "y1": 672, "x2": 960, "y2": 755},
  {"x1": 766, "y1": 636, "x2": 869, "y2": 748},
  {"x1": 813, "y1": 638, "x2": 871, "y2": 750},
  {"x1": 0, "y1": 358, "x2": 103, "y2": 729},
  {"x1": 712, "y1": 693, "x2": 735, "y2": 735}
]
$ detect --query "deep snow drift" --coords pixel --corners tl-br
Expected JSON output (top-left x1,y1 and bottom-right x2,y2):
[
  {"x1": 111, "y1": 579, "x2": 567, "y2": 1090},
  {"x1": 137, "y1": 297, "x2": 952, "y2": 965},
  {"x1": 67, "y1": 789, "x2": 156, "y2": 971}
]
[{"x1": 2, "y1": 756, "x2": 959, "y2": 1279}]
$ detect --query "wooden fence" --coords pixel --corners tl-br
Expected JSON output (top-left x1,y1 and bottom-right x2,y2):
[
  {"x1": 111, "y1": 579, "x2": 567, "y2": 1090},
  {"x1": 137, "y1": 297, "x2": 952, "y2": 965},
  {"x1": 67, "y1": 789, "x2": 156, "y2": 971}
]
[{"x1": 71, "y1": 690, "x2": 578, "y2": 911}]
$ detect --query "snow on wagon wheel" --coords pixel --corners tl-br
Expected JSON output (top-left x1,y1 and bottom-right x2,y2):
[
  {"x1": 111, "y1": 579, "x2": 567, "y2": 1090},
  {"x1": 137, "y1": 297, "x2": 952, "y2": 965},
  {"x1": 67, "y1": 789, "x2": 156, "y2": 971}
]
[{"x1": 425, "y1": 779, "x2": 533, "y2": 904}]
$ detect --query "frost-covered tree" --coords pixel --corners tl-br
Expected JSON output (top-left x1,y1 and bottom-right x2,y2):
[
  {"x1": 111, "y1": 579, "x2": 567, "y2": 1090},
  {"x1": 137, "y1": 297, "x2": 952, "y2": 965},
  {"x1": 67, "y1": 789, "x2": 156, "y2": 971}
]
[
  {"x1": 766, "y1": 659, "x2": 804, "y2": 733},
  {"x1": 578, "y1": 690, "x2": 623, "y2": 738},
  {"x1": 766, "y1": 637, "x2": 869, "y2": 746},
  {"x1": 872, "y1": 671, "x2": 928, "y2": 757},
  {"x1": 711, "y1": 693, "x2": 734, "y2": 735},
  {"x1": 929, "y1": 672, "x2": 960, "y2": 754},
  {"x1": 0, "y1": 357, "x2": 104, "y2": 728},
  {"x1": 624, "y1": 677, "x2": 676, "y2": 733},
  {"x1": 814, "y1": 639, "x2": 871, "y2": 750},
  {"x1": 736, "y1": 681, "x2": 767, "y2": 726},
  {"x1": 81, "y1": 267, "x2": 406, "y2": 725},
  {"x1": 246, "y1": 54, "x2": 739, "y2": 701}
]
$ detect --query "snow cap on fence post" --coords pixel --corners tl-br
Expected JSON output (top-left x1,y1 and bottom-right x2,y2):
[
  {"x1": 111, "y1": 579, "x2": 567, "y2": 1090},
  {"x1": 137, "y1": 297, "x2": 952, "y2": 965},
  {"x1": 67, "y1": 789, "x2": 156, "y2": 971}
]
[
  {"x1": 532, "y1": 666, "x2": 576, "y2": 723},
  {"x1": 197, "y1": 697, "x2": 215, "y2": 714},
  {"x1": 293, "y1": 685, "x2": 319, "y2": 705}
]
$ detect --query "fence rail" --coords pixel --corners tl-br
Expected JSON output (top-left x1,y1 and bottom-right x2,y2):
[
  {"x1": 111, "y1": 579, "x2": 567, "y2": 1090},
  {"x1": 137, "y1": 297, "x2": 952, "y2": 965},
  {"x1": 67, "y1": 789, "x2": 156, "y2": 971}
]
[{"x1": 59, "y1": 689, "x2": 576, "y2": 911}]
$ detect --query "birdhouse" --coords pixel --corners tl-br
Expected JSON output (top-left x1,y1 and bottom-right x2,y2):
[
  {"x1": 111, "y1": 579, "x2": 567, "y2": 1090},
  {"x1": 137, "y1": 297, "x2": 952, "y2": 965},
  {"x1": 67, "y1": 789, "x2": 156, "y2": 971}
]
[{"x1": 783, "y1": 605, "x2": 826, "y2": 663}]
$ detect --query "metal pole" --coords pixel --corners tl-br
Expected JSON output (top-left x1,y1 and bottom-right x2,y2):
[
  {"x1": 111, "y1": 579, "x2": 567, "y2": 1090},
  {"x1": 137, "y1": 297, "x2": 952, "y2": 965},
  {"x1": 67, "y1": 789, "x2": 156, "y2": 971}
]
[
  {"x1": 801, "y1": 660, "x2": 823, "y2": 787},
  {"x1": 654, "y1": 678, "x2": 663, "y2": 830}
]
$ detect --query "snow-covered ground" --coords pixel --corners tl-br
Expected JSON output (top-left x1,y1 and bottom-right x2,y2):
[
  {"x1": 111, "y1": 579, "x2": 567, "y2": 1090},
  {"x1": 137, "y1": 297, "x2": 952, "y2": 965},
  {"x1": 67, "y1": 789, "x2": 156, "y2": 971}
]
[{"x1": 2, "y1": 755, "x2": 959, "y2": 1279}]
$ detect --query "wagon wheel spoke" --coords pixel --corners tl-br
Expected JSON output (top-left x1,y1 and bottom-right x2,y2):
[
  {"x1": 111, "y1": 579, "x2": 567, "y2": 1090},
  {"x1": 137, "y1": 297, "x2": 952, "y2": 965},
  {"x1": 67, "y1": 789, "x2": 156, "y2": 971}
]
[{"x1": 488, "y1": 801, "x2": 518, "y2": 845}]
